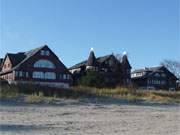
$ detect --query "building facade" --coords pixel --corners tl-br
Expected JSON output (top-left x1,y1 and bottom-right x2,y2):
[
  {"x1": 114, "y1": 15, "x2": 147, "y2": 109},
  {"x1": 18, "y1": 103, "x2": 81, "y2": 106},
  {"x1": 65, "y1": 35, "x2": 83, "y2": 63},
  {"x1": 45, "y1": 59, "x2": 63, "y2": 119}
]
[
  {"x1": 131, "y1": 66, "x2": 178, "y2": 90},
  {"x1": 0, "y1": 45, "x2": 72, "y2": 88},
  {"x1": 69, "y1": 49, "x2": 132, "y2": 87}
]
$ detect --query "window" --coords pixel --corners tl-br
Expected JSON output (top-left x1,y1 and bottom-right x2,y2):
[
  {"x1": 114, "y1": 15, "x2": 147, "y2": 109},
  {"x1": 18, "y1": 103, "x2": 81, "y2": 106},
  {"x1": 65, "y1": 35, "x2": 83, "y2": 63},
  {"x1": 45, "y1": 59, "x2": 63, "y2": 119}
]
[
  {"x1": 45, "y1": 51, "x2": 50, "y2": 56},
  {"x1": 63, "y1": 74, "x2": 67, "y2": 80},
  {"x1": 132, "y1": 73, "x2": 142, "y2": 77},
  {"x1": 109, "y1": 60, "x2": 113, "y2": 66},
  {"x1": 45, "y1": 72, "x2": 56, "y2": 79},
  {"x1": 19, "y1": 71, "x2": 23, "y2": 77},
  {"x1": 26, "y1": 72, "x2": 29, "y2": 78},
  {"x1": 34, "y1": 59, "x2": 55, "y2": 68},
  {"x1": 33, "y1": 71, "x2": 44, "y2": 79},
  {"x1": 126, "y1": 79, "x2": 130, "y2": 84},
  {"x1": 15, "y1": 71, "x2": 18, "y2": 77},
  {"x1": 40, "y1": 50, "x2": 50, "y2": 56},
  {"x1": 40, "y1": 50, "x2": 45, "y2": 55},
  {"x1": 59, "y1": 74, "x2": 62, "y2": 79},
  {"x1": 161, "y1": 80, "x2": 166, "y2": 85},
  {"x1": 33, "y1": 71, "x2": 56, "y2": 79},
  {"x1": 154, "y1": 73, "x2": 160, "y2": 77},
  {"x1": 67, "y1": 74, "x2": 71, "y2": 80},
  {"x1": 152, "y1": 80, "x2": 161, "y2": 85},
  {"x1": 101, "y1": 68, "x2": 107, "y2": 72}
]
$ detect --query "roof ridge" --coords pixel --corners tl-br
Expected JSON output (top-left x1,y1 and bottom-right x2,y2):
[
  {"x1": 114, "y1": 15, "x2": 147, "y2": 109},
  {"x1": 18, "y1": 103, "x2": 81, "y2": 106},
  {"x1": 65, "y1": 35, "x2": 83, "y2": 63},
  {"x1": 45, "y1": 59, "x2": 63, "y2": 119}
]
[{"x1": 12, "y1": 45, "x2": 47, "y2": 70}]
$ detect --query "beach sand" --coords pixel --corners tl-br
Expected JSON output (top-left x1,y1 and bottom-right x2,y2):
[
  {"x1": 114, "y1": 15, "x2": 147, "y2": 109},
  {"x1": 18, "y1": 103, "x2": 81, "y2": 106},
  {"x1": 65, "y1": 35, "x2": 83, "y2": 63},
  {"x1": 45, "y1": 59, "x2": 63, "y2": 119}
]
[{"x1": 0, "y1": 99, "x2": 180, "y2": 135}]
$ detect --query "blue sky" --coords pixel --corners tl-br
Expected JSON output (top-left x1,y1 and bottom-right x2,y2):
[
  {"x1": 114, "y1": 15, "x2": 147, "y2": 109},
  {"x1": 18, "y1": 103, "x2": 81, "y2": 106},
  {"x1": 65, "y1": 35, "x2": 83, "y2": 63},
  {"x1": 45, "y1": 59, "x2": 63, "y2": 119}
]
[{"x1": 0, "y1": 0, "x2": 179, "y2": 69}]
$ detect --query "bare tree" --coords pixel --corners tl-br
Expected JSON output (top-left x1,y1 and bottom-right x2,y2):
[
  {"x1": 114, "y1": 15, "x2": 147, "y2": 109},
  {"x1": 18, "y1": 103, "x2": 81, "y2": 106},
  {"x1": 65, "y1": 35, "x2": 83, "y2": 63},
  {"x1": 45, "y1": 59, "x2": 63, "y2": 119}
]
[{"x1": 160, "y1": 59, "x2": 180, "y2": 79}]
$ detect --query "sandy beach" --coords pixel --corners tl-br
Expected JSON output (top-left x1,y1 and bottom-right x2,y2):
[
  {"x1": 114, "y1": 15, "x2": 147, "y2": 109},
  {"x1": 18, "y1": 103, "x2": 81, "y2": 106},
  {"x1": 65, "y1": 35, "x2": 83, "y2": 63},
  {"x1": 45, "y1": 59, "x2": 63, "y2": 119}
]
[{"x1": 0, "y1": 99, "x2": 180, "y2": 135}]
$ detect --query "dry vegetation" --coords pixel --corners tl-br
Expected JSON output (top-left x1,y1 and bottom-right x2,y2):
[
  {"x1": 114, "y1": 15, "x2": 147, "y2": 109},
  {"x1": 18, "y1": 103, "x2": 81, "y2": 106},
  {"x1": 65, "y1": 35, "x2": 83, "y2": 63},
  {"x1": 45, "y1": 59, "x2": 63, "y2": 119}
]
[
  {"x1": 0, "y1": 83, "x2": 180, "y2": 104},
  {"x1": 73, "y1": 86, "x2": 180, "y2": 104}
]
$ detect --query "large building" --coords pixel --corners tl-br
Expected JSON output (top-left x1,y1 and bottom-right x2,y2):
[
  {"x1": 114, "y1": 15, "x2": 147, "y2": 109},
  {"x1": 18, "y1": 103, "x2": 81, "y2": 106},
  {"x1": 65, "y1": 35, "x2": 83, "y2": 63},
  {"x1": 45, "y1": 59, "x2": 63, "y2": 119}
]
[
  {"x1": 69, "y1": 49, "x2": 132, "y2": 87},
  {"x1": 131, "y1": 66, "x2": 178, "y2": 90},
  {"x1": 0, "y1": 45, "x2": 72, "y2": 88}
]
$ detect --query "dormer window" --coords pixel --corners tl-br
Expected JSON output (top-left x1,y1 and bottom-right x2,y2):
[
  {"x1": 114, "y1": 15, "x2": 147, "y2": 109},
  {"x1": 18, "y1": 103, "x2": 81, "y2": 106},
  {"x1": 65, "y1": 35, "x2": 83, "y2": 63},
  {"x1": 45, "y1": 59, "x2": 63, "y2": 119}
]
[
  {"x1": 109, "y1": 60, "x2": 113, "y2": 66},
  {"x1": 161, "y1": 73, "x2": 166, "y2": 77},
  {"x1": 40, "y1": 50, "x2": 50, "y2": 56},
  {"x1": 154, "y1": 73, "x2": 160, "y2": 77},
  {"x1": 45, "y1": 51, "x2": 49, "y2": 56},
  {"x1": 40, "y1": 50, "x2": 45, "y2": 55}
]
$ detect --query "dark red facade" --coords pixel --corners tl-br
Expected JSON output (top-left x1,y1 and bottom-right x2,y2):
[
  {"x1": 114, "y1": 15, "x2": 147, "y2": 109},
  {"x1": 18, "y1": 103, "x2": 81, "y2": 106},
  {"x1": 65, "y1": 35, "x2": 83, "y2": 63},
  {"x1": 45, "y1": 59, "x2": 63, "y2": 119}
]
[{"x1": 0, "y1": 45, "x2": 72, "y2": 88}]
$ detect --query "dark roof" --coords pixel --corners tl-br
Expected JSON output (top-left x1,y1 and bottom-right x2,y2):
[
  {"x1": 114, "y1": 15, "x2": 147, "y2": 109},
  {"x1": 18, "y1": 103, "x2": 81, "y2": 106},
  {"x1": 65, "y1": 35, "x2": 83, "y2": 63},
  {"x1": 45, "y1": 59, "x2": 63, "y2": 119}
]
[
  {"x1": 0, "y1": 58, "x2": 3, "y2": 64},
  {"x1": 87, "y1": 51, "x2": 97, "y2": 66},
  {"x1": 122, "y1": 55, "x2": 132, "y2": 68},
  {"x1": 132, "y1": 66, "x2": 178, "y2": 80},
  {"x1": 0, "y1": 58, "x2": 3, "y2": 70},
  {"x1": 7, "y1": 53, "x2": 26, "y2": 67},
  {"x1": 0, "y1": 58, "x2": 3, "y2": 66},
  {"x1": 69, "y1": 60, "x2": 87, "y2": 69},
  {"x1": 69, "y1": 54, "x2": 116, "y2": 69},
  {"x1": 97, "y1": 55, "x2": 113, "y2": 63},
  {"x1": 0, "y1": 45, "x2": 46, "y2": 74},
  {"x1": 131, "y1": 66, "x2": 163, "y2": 73}
]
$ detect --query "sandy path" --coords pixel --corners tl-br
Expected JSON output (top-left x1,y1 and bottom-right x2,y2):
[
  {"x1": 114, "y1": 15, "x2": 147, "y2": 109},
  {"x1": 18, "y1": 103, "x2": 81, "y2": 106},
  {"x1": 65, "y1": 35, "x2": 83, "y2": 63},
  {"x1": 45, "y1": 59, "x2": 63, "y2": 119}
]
[{"x1": 0, "y1": 100, "x2": 180, "y2": 135}]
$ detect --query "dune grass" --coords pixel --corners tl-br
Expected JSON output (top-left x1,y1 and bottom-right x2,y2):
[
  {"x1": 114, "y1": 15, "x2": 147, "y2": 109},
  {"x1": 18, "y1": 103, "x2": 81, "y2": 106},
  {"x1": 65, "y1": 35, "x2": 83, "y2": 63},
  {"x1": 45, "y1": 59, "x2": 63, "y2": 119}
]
[
  {"x1": 72, "y1": 86, "x2": 180, "y2": 103},
  {"x1": 0, "y1": 84, "x2": 180, "y2": 104},
  {"x1": 0, "y1": 84, "x2": 19, "y2": 99}
]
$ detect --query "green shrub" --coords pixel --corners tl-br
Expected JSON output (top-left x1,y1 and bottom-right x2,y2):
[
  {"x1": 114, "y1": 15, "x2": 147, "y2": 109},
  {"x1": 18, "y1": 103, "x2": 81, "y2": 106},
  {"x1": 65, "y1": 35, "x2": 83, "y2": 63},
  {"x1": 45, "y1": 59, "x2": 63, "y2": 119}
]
[{"x1": 78, "y1": 71, "x2": 105, "y2": 88}]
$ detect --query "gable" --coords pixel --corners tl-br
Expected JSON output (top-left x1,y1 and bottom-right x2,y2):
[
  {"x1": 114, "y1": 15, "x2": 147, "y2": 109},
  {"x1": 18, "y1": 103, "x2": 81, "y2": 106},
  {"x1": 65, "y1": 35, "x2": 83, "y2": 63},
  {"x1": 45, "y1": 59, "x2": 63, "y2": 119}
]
[
  {"x1": 102, "y1": 55, "x2": 118, "y2": 67},
  {"x1": 160, "y1": 66, "x2": 178, "y2": 80},
  {"x1": 2, "y1": 56, "x2": 12, "y2": 72},
  {"x1": 18, "y1": 45, "x2": 69, "y2": 72}
]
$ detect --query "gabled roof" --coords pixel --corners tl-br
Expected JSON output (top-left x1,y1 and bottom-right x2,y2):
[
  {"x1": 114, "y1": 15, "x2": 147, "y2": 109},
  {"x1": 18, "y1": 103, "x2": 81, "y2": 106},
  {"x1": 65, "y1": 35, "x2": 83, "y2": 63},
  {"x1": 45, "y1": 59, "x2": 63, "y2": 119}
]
[
  {"x1": 69, "y1": 54, "x2": 116, "y2": 69},
  {"x1": 13, "y1": 45, "x2": 45, "y2": 69},
  {"x1": 132, "y1": 66, "x2": 178, "y2": 80},
  {"x1": 0, "y1": 45, "x2": 48, "y2": 74},
  {"x1": 6, "y1": 53, "x2": 26, "y2": 67},
  {"x1": 97, "y1": 55, "x2": 113, "y2": 63},
  {"x1": 131, "y1": 66, "x2": 164, "y2": 73}
]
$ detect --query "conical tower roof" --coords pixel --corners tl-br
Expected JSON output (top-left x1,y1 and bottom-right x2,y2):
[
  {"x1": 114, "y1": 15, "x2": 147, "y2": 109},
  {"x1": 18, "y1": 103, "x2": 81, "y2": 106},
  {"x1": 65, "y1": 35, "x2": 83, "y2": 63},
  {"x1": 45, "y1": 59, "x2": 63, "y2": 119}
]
[
  {"x1": 87, "y1": 48, "x2": 97, "y2": 66},
  {"x1": 122, "y1": 54, "x2": 131, "y2": 68}
]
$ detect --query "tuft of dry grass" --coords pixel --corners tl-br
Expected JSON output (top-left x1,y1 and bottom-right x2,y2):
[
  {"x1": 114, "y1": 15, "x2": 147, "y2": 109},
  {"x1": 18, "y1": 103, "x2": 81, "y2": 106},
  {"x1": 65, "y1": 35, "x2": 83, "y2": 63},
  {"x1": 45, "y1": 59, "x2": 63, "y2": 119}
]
[{"x1": 25, "y1": 92, "x2": 44, "y2": 103}]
